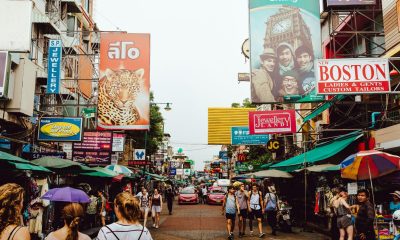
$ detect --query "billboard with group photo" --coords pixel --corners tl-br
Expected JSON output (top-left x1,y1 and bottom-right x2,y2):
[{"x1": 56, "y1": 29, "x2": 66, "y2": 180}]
[
  {"x1": 249, "y1": 0, "x2": 323, "y2": 104},
  {"x1": 98, "y1": 33, "x2": 150, "y2": 130}
]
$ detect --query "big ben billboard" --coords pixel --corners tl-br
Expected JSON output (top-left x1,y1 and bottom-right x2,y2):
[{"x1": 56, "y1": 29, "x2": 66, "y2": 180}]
[{"x1": 249, "y1": 0, "x2": 323, "y2": 104}]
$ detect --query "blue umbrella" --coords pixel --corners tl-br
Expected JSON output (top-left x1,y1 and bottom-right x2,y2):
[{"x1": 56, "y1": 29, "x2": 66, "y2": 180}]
[{"x1": 41, "y1": 187, "x2": 91, "y2": 203}]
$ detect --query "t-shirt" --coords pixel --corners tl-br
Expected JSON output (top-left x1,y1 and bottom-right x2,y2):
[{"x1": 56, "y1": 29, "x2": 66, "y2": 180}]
[
  {"x1": 235, "y1": 191, "x2": 248, "y2": 210},
  {"x1": 96, "y1": 223, "x2": 152, "y2": 240},
  {"x1": 390, "y1": 201, "x2": 400, "y2": 213},
  {"x1": 87, "y1": 196, "x2": 98, "y2": 214},
  {"x1": 141, "y1": 194, "x2": 150, "y2": 208},
  {"x1": 202, "y1": 188, "x2": 207, "y2": 195},
  {"x1": 265, "y1": 193, "x2": 277, "y2": 211}
]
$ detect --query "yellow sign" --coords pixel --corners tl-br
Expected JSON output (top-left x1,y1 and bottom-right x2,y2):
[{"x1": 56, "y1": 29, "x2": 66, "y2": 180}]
[
  {"x1": 208, "y1": 108, "x2": 256, "y2": 145},
  {"x1": 40, "y1": 122, "x2": 80, "y2": 137}
]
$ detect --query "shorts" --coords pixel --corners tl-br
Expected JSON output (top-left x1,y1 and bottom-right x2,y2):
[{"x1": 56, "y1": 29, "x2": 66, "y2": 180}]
[
  {"x1": 337, "y1": 215, "x2": 352, "y2": 229},
  {"x1": 226, "y1": 213, "x2": 236, "y2": 220},
  {"x1": 140, "y1": 207, "x2": 149, "y2": 216},
  {"x1": 152, "y1": 205, "x2": 161, "y2": 216},
  {"x1": 249, "y1": 209, "x2": 263, "y2": 219},
  {"x1": 238, "y1": 209, "x2": 248, "y2": 219},
  {"x1": 101, "y1": 211, "x2": 106, "y2": 217}
]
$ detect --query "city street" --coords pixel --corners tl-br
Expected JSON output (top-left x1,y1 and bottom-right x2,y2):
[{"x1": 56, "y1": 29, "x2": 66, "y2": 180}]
[{"x1": 149, "y1": 200, "x2": 330, "y2": 240}]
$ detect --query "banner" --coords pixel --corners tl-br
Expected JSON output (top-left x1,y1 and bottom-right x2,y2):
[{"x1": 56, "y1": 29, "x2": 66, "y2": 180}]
[
  {"x1": 98, "y1": 33, "x2": 150, "y2": 130},
  {"x1": 249, "y1": 0, "x2": 323, "y2": 103},
  {"x1": 72, "y1": 131, "x2": 112, "y2": 166},
  {"x1": 38, "y1": 117, "x2": 82, "y2": 142},
  {"x1": 231, "y1": 126, "x2": 269, "y2": 145},
  {"x1": 327, "y1": 0, "x2": 376, "y2": 6},
  {"x1": 316, "y1": 58, "x2": 391, "y2": 95},
  {"x1": 22, "y1": 152, "x2": 66, "y2": 160},
  {"x1": 249, "y1": 110, "x2": 296, "y2": 134},
  {"x1": 46, "y1": 40, "x2": 62, "y2": 94}
]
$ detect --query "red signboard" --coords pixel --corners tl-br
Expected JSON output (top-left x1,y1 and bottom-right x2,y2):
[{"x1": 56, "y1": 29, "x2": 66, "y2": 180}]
[
  {"x1": 249, "y1": 110, "x2": 296, "y2": 134},
  {"x1": 128, "y1": 160, "x2": 150, "y2": 166},
  {"x1": 316, "y1": 58, "x2": 391, "y2": 95},
  {"x1": 237, "y1": 153, "x2": 247, "y2": 162},
  {"x1": 72, "y1": 131, "x2": 112, "y2": 166}
]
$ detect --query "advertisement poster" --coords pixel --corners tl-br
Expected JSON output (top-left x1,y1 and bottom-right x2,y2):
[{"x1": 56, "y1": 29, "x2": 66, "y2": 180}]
[
  {"x1": 72, "y1": 131, "x2": 112, "y2": 166},
  {"x1": 316, "y1": 58, "x2": 391, "y2": 94},
  {"x1": 327, "y1": 0, "x2": 376, "y2": 6},
  {"x1": 112, "y1": 133, "x2": 125, "y2": 152},
  {"x1": 231, "y1": 126, "x2": 269, "y2": 145},
  {"x1": 249, "y1": 0, "x2": 323, "y2": 103},
  {"x1": 249, "y1": 110, "x2": 297, "y2": 134},
  {"x1": 38, "y1": 117, "x2": 82, "y2": 142},
  {"x1": 98, "y1": 33, "x2": 150, "y2": 130},
  {"x1": 46, "y1": 40, "x2": 62, "y2": 94}
]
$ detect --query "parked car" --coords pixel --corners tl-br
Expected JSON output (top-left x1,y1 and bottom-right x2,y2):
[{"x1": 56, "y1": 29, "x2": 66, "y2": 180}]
[
  {"x1": 178, "y1": 187, "x2": 199, "y2": 204},
  {"x1": 207, "y1": 187, "x2": 226, "y2": 205}
]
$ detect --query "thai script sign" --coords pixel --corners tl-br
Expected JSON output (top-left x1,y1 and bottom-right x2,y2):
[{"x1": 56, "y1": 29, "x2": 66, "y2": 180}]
[
  {"x1": 38, "y1": 117, "x2": 82, "y2": 142},
  {"x1": 249, "y1": 110, "x2": 297, "y2": 134},
  {"x1": 72, "y1": 131, "x2": 112, "y2": 166},
  {"x1": 231, "y1": 126, "x2": 269, "y2": 145},
  {"x1": 46, "y1": 40, "x2": 62, "y2": 94},
  {"x1": 316, "y1": 58, "x2": 391, "y2": 94}
]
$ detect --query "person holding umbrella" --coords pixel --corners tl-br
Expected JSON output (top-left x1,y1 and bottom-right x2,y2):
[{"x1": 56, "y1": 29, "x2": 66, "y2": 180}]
[{"x1": 0, "y1": 183, "x2": 30, "y2": 240}]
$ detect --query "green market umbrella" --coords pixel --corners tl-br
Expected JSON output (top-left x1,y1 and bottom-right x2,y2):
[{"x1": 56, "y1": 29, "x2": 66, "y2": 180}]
[
  {"x1": 32, "y1": 157, "x2": 95, "y2": 174},
  {"x1": 81, "y1": 167, "x2": 118, "y2": 178},
  {"x1": 0, "y1": 151, "x2": 52, "y2": 173}
]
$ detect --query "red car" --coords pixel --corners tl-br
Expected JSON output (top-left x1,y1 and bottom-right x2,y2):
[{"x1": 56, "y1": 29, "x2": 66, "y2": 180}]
[
  {"x1": 178, "y1": 188, "x2": 199, "y2": 204},
  {"x1": 207, "y1": 188, "x2": 226, "y2": 205}
]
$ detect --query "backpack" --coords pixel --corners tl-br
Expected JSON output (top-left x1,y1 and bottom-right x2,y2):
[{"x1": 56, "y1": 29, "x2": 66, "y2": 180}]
[{"x1": 265, "y1": 193, "x2": 277, "y2": 211}]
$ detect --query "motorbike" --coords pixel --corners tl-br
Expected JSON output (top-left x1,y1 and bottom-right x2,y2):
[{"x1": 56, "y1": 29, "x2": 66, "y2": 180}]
[{"x1": 277, "y1": 200, "x2": 293, "y2": 233}]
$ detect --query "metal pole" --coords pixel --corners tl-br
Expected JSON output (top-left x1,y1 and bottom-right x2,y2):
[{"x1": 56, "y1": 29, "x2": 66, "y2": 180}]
[{"x1": 143, "y1": 131, "x2": 148, "y2": 177}]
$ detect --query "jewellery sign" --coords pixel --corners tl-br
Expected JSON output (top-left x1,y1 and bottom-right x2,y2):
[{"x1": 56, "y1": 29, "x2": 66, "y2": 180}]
[
  {"x1": 72, "y1": 131, "x2": 112, "y2": 166},
  {"x1": 38, "y1": 117, "x2": 82, "y2": 142},
  {"x1": 46, "y1": 40, "x2": 62, "y2": 94},
  {"x1": 249, "y1": 0, "x2": 323, "y2": 104},
  {"x1": 316, "y1": 58, "x2": 391, "y2": 95},
  {"x1": 249, "y1": 110, "x2": 296, "y2": 134},
  {"x1": 98, "y1": 33, "x2": 150, "y2": 130}
]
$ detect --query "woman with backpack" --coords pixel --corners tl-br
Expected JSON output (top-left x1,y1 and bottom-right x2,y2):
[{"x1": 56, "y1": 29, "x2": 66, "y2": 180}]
[{"x1": 264, "y1": 186, "x2": 279, "y2": 236}]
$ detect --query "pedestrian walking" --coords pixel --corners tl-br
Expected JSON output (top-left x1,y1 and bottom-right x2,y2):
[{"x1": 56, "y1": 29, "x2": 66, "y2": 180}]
[
  {"x1": 222, "y1": 186, "x2": 240, "y2": 240},
  {"x1": 46, "y1": 203, "x2": 91, "y2": 240},
  {"x1": 96, "y1": 192, "x2": 153, "y2": 240},
  {"x1": 333, "y1": 188, "x2": 353, "y2": 240},
  {"x1": 264, "y1": 186, "x2": 278, "y2": 236},
  {"x1": 85, "y1": 191, "x2": 98, "y2": 229},
  {"x1": 0, "y1": 183, "x2": 30, "y2": 240},
  {"x1": 97, "y1": 190, "x2": 107, "y2": 226},
  {"x1": 202, "y1": 186, "x2": 208, "y2": 204},
  {"x1": 235, "y1": 183, "x2": 249, "y2": 238},
  {"x1": 151, "y1": 189, "x2": 163, "y2": 229},
  {"x1": 247, "y1": 184, "x2": 266, "y2": 238},
  {"x1": 165, "y1": 187, "x2": 174, "y2": 215},
  {"x1": 355, "y1": 189, "x2": 375, "y2": 240},
  {"x1": 139, "y1": 188, "x2": 151, "y2": 227}
]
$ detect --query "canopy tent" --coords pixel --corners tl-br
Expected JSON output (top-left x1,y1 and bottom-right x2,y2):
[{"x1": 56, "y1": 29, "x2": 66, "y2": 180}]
[
  {"x1": 144, "y1": 172, "x2": 167, "y2": 181},
  {"x1": 270, "y1": 131, "x2": 363, "y2": 172},
  {"x1": 260, "y1": 162, "x2": 275, "y2": 170},
  {"x1": 80, "y1": 167, "x2": 118, "y2": 178},
  {"x1": 252, "y1": 169, "x2": 293, "y2": 178},
  {"x1": 295, "y1": 164, "x2": 340, "y2": 173},
  {"x1": 0, "y1": 151, "x2": 52, "y2": 173},
  {"x1": 32, "y1": 157, "x2": 95, "y2": 174}
]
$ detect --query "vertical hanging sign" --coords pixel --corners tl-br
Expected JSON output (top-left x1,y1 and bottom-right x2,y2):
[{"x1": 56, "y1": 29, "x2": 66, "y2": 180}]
[{"x1": 46, "y1": 40, "x2": 62, "y2": 94}]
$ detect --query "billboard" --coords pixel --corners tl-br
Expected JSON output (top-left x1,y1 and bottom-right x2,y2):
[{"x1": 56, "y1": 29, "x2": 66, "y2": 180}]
[
  {"x1": 72, "y1": 131, "x2": 112, "y2": 166},
  {"x1": 208, "y1": 108, "x2": 256, "y2": 145},
  {"x1": 98, "y1": 33, "x2": 150, "y2": 130},
  {"x1": 231, "y1": 126, "x2": 269, "y2": 145},
  {"x1": 327, "y1": 0, "x2": 376, "y2": 6},
  {"x1": 0, "y1": 51, "x2": 10, "y2": 98},
  {"x1": 0, "y1": 1, "x2": 32, "y2": 52},
  {"x1": 249, "y1": 110, "x2": 297, "y2": 134},
  {"x1": 38, "y1": 117, "x2": 83, "y2": 142},
  {"x1": 249, "y1": 0, "x2": 323, "y2": 103},
  {"x1": 316, "y1": 58, "x2": 391, "y2": 95},
  {"x1": 46, "y1": 40, "x2": 62, "y2": 94}
]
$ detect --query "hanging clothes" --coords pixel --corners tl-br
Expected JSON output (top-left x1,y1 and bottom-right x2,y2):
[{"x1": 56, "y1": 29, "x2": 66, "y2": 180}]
[{"x1": 314, "y1": 191, "x2": 320, "y2": 215}]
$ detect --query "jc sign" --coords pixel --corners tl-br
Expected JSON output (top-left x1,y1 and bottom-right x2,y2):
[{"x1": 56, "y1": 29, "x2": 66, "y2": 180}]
[{"x1": 267, "y1": 139, "x2": 280, "y2": 153}]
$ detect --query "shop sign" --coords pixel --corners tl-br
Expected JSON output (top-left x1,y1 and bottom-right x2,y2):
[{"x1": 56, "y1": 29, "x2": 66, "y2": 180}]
[
  {"x1": 219, "y1": 151, "x2": 228, "y2": 160},
  {"x1": 112, "y1": 133, "x2": 125, "y2": 152},
  {"x1": 155, "y1": 154, "x2": 164, "y2": 161},
  {"x1": 38, "y1": 117, "x2": 82, "y2": 142},
  {"x1": 128, "y1": 160, "x2": 149, "y2": 166},
  {"x1": 327, "y1": 0, "x2": 376, "y2": 6},
  {"x1": 347, "y1": 182, "x2": 358, "y2": 195},
  {"x1": 176, "y1": 169, "x2": 184, "y2": 175},
  {"x1": 184, "y1": 169, "x2": 191, "y2": 175},
  {"x1": 267, "y1": 139, "x2": 281, "y2": 153},
  {"x1": 237, "y1": 153, "x2": 247, "y2": 162},
  {"x1": 72, "y1": 131, "x2": 112, "y2": 166},
  {"x1": 170, "y1": 168, "x2": 176, "y2": 175},
  {"x1": 111, "y1": 154, "x2": 118, "y2": 165},
  {"x1": 22, "y1": 152, "x2": 66, "y2": 160},
  {"x1": 231, "y1": 126, "x2": 269, "y2": 145},
  {"x1": 249, "y1": 110, "x2": 296, "y2": 134},
  {"x1": 46, "y1": 40, "x2": 62, "y2": 94},
  {"x1": 316, "y1": 58, "x2": 390, "y2": 95},
  {"x1": 134, "y1": 149, "x2": 146, "y2": 160}
]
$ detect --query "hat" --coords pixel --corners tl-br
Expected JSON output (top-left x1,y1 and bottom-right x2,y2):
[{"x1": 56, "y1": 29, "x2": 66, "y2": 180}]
[
  {"x1": 391, "y1": 191, "x2": 400, "y2": 199},
  {"x1": 277, "y1": 42, "x2": 294, "y2": 55},
  {"x1": 281, "y1": 69, "x2": 300, "y2": 80},
  {"x1": 260, "y1": 48, "x2": 276, "y2": 60}
]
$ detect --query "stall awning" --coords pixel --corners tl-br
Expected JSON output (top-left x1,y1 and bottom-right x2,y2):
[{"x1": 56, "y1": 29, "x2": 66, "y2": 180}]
[
  {"x1": 303, "y1": 95, "x2": 345, "y2": 122},
  {"x1": 270, "y1": 131, "x2": 363, "y2": 172}
]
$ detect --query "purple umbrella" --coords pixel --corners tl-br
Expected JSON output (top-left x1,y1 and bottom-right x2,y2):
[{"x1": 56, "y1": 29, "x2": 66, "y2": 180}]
[{"x1": 41, "y1": 187, "x2": 91, "y2": 203}]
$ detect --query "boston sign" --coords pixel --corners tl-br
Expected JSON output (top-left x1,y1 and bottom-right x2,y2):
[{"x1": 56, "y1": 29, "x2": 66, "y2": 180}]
[
  {"x1": 316, "y1": 58, "x2": 390, "y2": 95},
  {"x1": 249, "y1": 110, "x2": 296, "y2": 134}
]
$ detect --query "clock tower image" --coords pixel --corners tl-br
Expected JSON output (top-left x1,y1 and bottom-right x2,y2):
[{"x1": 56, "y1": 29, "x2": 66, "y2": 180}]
[{"x1": 264, "y1": 6, "x2": 313, "y2": 52}]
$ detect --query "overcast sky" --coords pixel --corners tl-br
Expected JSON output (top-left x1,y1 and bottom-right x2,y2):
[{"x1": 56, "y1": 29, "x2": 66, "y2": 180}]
[{"x1": 94, "y1": 0, "x2": 250, "y2": 170}]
